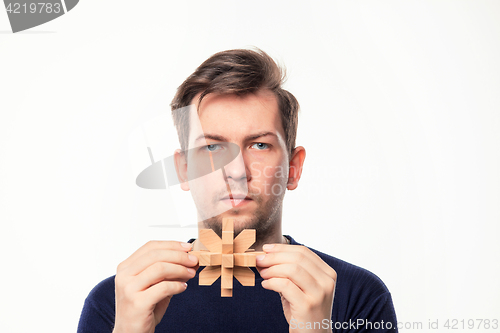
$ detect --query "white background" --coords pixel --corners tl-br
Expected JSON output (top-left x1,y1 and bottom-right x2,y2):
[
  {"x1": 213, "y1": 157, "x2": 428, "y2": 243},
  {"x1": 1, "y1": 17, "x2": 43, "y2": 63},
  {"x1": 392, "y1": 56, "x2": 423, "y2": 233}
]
[{"x1": 1, "y1": 1, "x2": 499, "y2": 332}]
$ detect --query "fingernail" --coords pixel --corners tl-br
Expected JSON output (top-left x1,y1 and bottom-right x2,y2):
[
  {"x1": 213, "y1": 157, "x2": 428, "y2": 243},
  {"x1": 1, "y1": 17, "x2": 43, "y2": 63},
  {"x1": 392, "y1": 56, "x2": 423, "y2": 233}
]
[
  {"x1": 184, "y1": 282, "x2": 188, "y2": 288},
  {"x1": 187, "y1": 268, "x2": 196, "y2": 275},
  {"x1": 263, "y1": 244, "x2": 274, "y2": 251},
  {"x1": 181, "y1": 242, "x2": 193, "y2": 249},
  {"x1": 256, "y1": 254, "x2": 265, "y2": 261},
  {"x1": 259, "y1": 268, "x2": 268, "y2": 275},
  {"x1": 188, "y1": 254, "x2": 198, "y2": 263}
]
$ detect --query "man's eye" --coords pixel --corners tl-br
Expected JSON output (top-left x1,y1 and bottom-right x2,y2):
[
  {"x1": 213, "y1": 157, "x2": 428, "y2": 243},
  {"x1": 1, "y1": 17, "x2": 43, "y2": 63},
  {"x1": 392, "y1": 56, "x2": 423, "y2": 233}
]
[
  {"x1": 205, "y1": 144, "x2": 221, "y2": 152},
  {"x1": 251, "y1": 143, "x2": 269, "y2": 150}
]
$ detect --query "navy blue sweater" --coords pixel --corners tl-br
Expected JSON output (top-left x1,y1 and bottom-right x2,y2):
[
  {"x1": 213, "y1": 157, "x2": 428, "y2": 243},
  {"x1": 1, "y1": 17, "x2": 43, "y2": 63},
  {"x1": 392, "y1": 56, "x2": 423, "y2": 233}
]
[{"x1": 78, "y1": 236, "x2": 398, "y2": 332}]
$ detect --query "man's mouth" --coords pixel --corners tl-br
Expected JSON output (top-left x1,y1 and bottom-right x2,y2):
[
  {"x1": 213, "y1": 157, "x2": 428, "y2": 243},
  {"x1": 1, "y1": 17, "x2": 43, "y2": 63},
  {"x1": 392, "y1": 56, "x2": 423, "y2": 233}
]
[{"x1": 220, "y1": 194, "x2": 252, "y2": 206}]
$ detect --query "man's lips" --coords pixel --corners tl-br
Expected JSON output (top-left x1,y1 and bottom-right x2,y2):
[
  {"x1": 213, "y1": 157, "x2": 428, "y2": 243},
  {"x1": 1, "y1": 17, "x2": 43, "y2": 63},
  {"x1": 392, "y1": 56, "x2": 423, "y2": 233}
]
[
  {"x1": 220, "y1": 194, "x2": 252, "y2": 206},
  {"x1": 221, "y1": 194, "x2": 251, "y2": 200}
]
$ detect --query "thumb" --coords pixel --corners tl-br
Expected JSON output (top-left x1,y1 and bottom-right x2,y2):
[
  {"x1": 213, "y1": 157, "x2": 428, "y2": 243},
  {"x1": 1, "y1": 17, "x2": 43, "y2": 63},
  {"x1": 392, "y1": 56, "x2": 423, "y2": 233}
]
[{"x1": 154, "y1": 296, "x2": 172, "y2": 325}]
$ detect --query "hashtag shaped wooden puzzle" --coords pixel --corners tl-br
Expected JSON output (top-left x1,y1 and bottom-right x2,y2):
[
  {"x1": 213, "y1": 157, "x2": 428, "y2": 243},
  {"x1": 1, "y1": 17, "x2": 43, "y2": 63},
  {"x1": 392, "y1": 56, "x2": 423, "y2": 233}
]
[{"x1": 190, "y1": 218, "x2": 265, "y2": 297}]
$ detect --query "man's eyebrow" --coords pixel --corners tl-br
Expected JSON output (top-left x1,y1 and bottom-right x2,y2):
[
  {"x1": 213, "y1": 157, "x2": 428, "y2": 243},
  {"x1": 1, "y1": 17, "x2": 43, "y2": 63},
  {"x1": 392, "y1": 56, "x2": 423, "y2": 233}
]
[
  {"x1": 244, "y1": 131, "x2": 278, "y2": 141},
  {"x1": 194, "y1": 131, "x2": 278, "y2": 143},
  {"x1": 195, "y1": 133, "x2": 228, "y2": 143}
]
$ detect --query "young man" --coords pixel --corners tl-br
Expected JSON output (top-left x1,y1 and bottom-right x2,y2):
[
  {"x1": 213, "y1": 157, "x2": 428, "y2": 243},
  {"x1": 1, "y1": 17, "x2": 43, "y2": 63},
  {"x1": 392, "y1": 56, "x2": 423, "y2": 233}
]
[{"x1": 78, "y1": 49, "x2": 398, "y2": 332}]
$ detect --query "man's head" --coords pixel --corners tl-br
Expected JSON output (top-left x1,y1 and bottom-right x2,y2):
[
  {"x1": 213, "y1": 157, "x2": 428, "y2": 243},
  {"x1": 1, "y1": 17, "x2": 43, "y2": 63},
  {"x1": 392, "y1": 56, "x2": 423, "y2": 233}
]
[
  {"x1": 171, "y1": 49, "x2": 305, "y2": 239},
  {"x1": 171, "y1": 48, "x2": 299, "y2": 159}
]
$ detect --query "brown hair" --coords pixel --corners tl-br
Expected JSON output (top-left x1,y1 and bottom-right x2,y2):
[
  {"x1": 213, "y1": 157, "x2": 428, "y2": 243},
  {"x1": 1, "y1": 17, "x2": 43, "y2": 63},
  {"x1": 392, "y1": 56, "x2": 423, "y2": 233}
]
[{"x1": 170, "y1": 48, "x2": 299, "y2": 158}]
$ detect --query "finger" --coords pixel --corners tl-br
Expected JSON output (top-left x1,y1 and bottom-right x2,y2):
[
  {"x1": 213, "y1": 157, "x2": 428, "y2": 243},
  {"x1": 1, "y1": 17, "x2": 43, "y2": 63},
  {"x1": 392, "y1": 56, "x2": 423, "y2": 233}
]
[
  {"x1": 128, "y1": 262, "x2": 197, "y2": 293},
  {"x1": 140, "y1": 280, "x2": 188, "y2": 307},
  {"x1": 261, "y1": 277, "x2": 305, "y2": 306},
  {"x1": 257, "y1": 246, "x2": 337, "y2": 298},
  {"x1": 257, "y1": 250, "x2": 326, "y2": 284},
  {"x1": 259, "y1": 244, "x2": 337, "y2": 280},
  {"x1": 123, "y1": 249, "x2": 199, "y2": 276},
  {"x1": 153, "y1": 297, "x2": 171, "y2": 326},
  {"x1": 259, "y1": 263, "x2": 323, "y2": 297},
  {"x1": 118, "y1": 241, "x2": 194, "y2": 272}
]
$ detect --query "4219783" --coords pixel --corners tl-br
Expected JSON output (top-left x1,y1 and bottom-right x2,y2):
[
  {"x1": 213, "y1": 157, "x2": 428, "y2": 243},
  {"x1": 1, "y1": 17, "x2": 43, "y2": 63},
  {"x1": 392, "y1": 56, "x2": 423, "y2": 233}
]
[
  {"x1": 443, "y1": 319, "x2": 498, "y2": 330},
  {"x1": 6, "y1": 2, "x2": 62, "y2": 14}
]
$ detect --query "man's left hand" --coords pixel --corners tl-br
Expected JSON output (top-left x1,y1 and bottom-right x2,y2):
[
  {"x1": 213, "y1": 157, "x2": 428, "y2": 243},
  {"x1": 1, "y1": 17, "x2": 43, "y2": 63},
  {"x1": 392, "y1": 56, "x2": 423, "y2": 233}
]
[{"x1": 256, "y1": 244, "x2": 337, "y2": 333}]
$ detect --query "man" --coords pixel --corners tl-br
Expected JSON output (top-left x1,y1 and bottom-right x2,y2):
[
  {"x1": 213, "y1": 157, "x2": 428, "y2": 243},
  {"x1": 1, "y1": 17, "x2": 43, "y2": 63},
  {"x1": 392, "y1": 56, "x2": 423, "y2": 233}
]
[{"x1": 78, "y1": 49, "x2": 398, "y2": 332}]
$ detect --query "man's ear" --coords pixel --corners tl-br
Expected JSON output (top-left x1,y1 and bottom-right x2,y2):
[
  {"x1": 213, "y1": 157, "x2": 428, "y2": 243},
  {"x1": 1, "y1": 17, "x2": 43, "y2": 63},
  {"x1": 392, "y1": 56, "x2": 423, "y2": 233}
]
[
  {"x1": 287, "y1": 146, "x2": 306, "y2": 191},
  {"x1": 174, "y1": 149, "x2": 190, "y2": 191}
]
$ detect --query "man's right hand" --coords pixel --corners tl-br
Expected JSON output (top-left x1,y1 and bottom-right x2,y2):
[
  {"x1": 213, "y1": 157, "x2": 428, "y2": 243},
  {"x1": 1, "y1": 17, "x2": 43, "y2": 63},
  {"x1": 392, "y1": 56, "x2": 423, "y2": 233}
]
[{"x1": 112, "y1": 241, "x2": 199, "y2": 333}]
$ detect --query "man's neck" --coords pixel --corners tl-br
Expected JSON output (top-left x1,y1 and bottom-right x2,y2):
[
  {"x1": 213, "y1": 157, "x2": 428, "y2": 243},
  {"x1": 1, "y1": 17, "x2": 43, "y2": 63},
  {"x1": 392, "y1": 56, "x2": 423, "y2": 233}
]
[{"x1": 251, "y1": 222, "x2": 284, "y2": 250}]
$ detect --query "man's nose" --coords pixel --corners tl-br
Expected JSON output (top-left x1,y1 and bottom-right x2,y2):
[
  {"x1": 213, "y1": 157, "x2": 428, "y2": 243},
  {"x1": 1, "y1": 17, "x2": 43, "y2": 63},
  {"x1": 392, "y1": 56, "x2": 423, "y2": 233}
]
[{"x1": 223, "y1": 151, "x2": 248, "y2": 182}]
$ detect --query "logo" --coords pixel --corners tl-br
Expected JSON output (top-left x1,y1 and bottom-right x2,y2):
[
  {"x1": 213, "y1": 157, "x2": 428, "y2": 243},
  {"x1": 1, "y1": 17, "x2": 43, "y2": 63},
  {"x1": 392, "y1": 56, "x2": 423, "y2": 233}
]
[
  {"x1": 3, "y1": 0, "x2": 79, "y2": 33},
  {"x1": 129, "y1": 106, "x2": 249, "y2": 228}
]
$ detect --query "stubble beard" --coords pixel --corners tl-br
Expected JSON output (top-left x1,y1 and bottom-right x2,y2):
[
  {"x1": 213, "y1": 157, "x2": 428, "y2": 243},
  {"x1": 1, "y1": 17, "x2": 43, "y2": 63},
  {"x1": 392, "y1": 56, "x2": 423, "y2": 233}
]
[{"x1": 200, "y1": 186, "x2": 285, "y2": 240}]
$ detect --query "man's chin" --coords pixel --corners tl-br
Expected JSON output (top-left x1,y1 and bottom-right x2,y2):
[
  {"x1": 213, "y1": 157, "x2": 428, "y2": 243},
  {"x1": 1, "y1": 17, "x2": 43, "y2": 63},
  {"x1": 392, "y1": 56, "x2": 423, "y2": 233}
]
[
  {"x1": 201, "y1": 213, "x2": 261, "y2": 237},
  {"x1": 220, "y1": 212, "x2": 258, "y2": 228}
]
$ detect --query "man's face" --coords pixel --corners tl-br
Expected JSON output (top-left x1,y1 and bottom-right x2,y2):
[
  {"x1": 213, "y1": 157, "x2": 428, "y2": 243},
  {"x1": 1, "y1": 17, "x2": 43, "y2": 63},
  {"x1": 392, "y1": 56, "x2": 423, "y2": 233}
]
[{"x1": 181, "y1": 90, "x2": 290, "y2": 237}]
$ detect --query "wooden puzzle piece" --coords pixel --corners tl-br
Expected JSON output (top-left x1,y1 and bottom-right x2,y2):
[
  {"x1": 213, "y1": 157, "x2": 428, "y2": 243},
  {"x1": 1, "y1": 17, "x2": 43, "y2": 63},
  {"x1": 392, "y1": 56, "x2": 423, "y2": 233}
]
[
  {"x1": 199, "y1": 229, "x2": 222, "y2": 252},
  {"x1": 233, "y1": 252, "x2": 265, "y2": 266},
  {"x1": 190, "y1": 251, "x2": 222, "y2": 266},
  {"x1": 222, "y1": 254, "x2": 234, "y2": 268},
  {"x1": 190, "y1": 218, "x2": 264, "y2": 297},
  {"x1": 233, "y1": 229, "x2": 256, "y2": 253},
  {"x1": 233, "y1": 266, "x2": 255, "y2": 286},
  {"x1": 199, "y1": 266, "x2": 221, "y2": 285}
]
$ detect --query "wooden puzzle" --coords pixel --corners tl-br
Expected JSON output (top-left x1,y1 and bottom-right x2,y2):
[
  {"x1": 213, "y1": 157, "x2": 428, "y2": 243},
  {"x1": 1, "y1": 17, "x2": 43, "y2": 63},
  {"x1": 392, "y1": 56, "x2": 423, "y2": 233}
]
[{"x1": 190, "y1": 218, "x2": 265, "y2": 297}]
